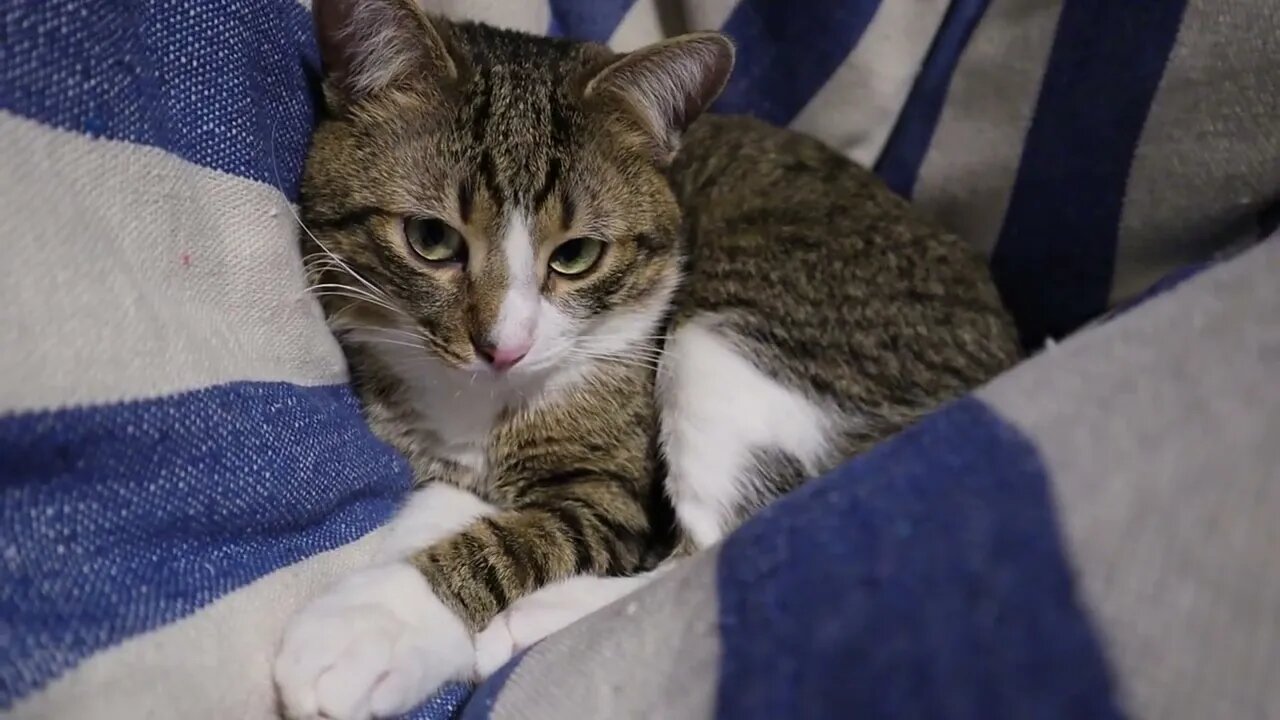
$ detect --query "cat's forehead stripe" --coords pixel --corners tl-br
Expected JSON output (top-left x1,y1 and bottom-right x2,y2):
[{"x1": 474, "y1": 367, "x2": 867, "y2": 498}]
[
  {"x1": 532, "y1": 157, "x2": 561, "y2": 211},
  {"x1": 454, "y1": 43, "x2": 581, "y2": 216}
]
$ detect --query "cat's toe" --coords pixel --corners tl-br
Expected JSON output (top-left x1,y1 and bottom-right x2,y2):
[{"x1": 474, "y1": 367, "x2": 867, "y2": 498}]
[
  {"x1": 473, "y1": 583, "x2": 604, "y2": 679},
  {"x1": 275, "y1": 605, "x2": 388, "y2": 720},
  {"x1": 273, "y1": 562, "x2": 473, "y2": 720},
  {"x1": 474, "y1": 613, "x2": 518, "y2": 679}
]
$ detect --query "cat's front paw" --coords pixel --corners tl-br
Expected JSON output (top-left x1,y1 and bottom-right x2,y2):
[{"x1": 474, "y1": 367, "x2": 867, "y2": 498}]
[
  {"x1": 473, "y1": 595, "x2": 575, "y2": 679},
  {"x1": 274, "y1": 562, "x2": 472, "y2": 720},
  {"x1": 473, "y1": 574, "x2": 650, "y2": 679}
]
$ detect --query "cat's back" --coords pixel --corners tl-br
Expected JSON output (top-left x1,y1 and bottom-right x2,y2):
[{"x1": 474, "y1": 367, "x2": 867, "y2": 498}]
[
  {"x1": 670, "y1": 115, "x2": 977, "y2": 272},
  {"x1": 672, "y1": 115, "x2": 889, "y2": 208},
  {"x1": 667, "y1": 115, "x2": 1020, "y2": 417}
]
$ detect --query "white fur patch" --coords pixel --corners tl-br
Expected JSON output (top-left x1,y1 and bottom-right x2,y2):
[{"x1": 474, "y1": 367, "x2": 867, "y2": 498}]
[
  {"x1": 658, "y1": 316, "x2": 839, "y2": 548},
  {"x1": 541, "y1": 268, "x2": 679, "y2": 397},
  {"x1": 274, "y1": 562, "x2": 472, "y2": 720},
  {"x1": 473, "y1": 568, "x2": 670, "y2": 678},
  {"x1": 377, "y1": 483, "x2": 498, "y2": 562},
  {"x1": 371, "y1": 345, "x2": 504, "y2": 481},
  {"x1": 491, "y1": 213, "x2": 539, "y2": 352},
  {"x1": 576, "y1": 270, "x2": 677, "y2": 361}
]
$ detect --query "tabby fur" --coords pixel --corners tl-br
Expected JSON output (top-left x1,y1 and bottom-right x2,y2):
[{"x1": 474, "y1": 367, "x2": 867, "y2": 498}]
[{"x1": 298, "y1": 0, "x2": 1018, "y2": 636}]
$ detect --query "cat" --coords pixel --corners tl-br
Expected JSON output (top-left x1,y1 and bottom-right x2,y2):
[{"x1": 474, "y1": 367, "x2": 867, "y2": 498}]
[{"x1": 273, "y1": 1, "x2": 1022, "y2": 718}]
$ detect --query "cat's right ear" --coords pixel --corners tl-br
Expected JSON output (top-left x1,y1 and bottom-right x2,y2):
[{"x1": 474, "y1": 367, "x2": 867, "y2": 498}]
[
  {"x1": 584, "y1": 33, "x2": 735, "y2": 162},
  {"x1": 313, "y1": 0, "x2": 459, "y2": 108}
]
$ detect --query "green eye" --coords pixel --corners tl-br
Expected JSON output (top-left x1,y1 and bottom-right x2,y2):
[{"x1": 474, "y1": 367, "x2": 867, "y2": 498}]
[
  {"x1": 549, "y1": 237, "x2": 604, "y2": 276},
  {"x1": 405, "y1": 217, "x2": 467, "y2": 264}
]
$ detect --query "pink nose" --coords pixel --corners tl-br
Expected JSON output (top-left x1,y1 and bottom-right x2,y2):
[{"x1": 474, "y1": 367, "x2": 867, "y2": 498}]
[{"x1": 474, "y1": 339, "x2": 531, "y2": 371}]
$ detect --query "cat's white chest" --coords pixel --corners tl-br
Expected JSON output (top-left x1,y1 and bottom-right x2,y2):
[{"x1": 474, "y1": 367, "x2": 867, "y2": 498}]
[
  {"x1": 371, "y1": 339, "x2": 584, "y2": 489},
  {"x1": 435, "y1": 438, "x2": 489, "y2": 478},
  {"x1": 400, "y1": 368, "x2": 512, "y2": 485},
  {"x1": 416, "y1": 398, "x2": 500, "y2": 483}
]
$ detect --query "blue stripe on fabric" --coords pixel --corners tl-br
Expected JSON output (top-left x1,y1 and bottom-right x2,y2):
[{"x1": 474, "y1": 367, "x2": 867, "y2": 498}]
[
  {"x1": 712, "y1": 0, "x2": 882, "y2": 126},
  {"x1": 403, "y1": 681, "x2": 473, "y2": 720},
  {"x1": 989, "y1": 1, "x2": 1190, "y2": 347},
  {"x1": 0, "y1": 0, "x2": 318, "y2": 199},
  {"x1": 874, "y1": 0, "x2": 991, "y2": 197},
  {"x1": 546, "y1": 0, "x2": 638, "y2": 42},
  {"x1": 459, "y1": 648, "x2": 533, "y2": 720},
  {"x1": 0, "y1": 382, "x2": 411, "y2": 708},
  {"x1": 714, "y1": 397, "x2": 1125, "y2": 720}
]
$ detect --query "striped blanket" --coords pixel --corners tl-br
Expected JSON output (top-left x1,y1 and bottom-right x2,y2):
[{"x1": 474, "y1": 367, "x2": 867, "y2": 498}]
[{"x1": 1, "y1": 1, "x2": 1276, "y2": 719}]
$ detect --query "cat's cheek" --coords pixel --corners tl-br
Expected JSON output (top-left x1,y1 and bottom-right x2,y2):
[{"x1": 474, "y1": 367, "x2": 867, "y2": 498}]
[
  {"x1": 521, "y1": 299, "x2": 578, "y2": 369},
  {"x1": 273, "y1": 562, "x2": 473, "y2": 720}
]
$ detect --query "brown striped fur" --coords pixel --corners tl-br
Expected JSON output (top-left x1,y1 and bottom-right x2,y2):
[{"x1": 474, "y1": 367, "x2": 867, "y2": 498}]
[
  {"x1": 304, "y1": 1, "x2": 703, "y2": 630},
  {"x1": 303, "y1": 0, "x2": 1020, "y2": 633}
]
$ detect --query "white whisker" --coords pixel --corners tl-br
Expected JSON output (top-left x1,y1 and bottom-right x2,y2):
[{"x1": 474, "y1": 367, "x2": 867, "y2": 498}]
[
  {"x1": 308, "y1": 290, "x2": 405, "y2": 317},
  {"x1": 342, "y1": 335, "x2": 425, "y2": 351},
  {"x1": 269, "y1": 119, "x2": 391, "y2": 306},
  {"x1": 577, "y1": 334, "x2": 670, "y2": 341},
  {"x1": 566, "y1": 351, "x2": 664, "y2": 371},
  {"x1": 295, "y1": 220, "x2": 387, "y2": 299},
  {"x1": 571, "y1": 348, "x2": 666, "y2": 362},
  {"x1": 305, "y1": 282, "x2": 391, "y2": 299},
  {"x1": 305, "y1": 283, "x2": 405, "y2": 312},
  {"x1": 373, "y1": 326, "x2": 431, "y2": 341}
]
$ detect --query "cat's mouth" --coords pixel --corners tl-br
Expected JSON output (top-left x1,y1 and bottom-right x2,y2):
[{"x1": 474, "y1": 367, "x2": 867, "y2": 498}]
[
  {"x1": 418, "y1": 339, "x2": 563, "y2": 387},
  {"x1": 465, "y1": 347, "x2": 563, "y2": 385}
]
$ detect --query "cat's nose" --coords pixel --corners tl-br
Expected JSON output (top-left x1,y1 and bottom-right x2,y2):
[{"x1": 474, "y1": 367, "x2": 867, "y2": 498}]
[{"x1": 472, "y1": 336, "x2": 531, "y2": 372}]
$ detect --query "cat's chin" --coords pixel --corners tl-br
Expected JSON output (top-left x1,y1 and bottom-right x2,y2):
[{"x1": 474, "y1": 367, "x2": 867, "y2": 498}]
[
  {"x1": 449, "y1": 358, "x2": 564, "y2": 403},
  {"x1": 367, "y1": 337, "x2": 588, "y2": 415}
]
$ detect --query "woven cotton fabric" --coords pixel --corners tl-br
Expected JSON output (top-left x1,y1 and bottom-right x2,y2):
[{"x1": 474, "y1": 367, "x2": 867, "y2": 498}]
[{"x1": 3, "y1": 1, "x2": 1278, "y2": 719}]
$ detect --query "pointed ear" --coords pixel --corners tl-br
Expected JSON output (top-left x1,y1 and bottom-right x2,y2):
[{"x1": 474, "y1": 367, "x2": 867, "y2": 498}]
[
  {"x1": 313, "y1": 0, "x2": 459, "y2": 107},
  {"x1": 585, "y1": 33, "x2": 735, "y2": 159}
]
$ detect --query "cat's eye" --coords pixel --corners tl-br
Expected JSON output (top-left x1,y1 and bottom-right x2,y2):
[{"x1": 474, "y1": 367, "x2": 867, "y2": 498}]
[
  {"x1": 404, "y1": 217, "x2": 467, "y2": 265},
  {"x1": 548, "y1": 237, "x2": 604, "y2": 277}
]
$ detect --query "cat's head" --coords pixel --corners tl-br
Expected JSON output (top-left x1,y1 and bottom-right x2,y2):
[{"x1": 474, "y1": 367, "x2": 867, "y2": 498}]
[{"x1": 303, "y1": 0, "x2": 732, "y2": 400}]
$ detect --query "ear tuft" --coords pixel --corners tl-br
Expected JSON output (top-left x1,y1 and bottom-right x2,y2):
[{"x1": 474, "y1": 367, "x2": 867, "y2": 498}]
[
  {"x1": 585, "y1": 33, "x2": 735, "y2": 158},
  {"x1": 313, "y1": 0, "x2": 457, "y2": 106}
]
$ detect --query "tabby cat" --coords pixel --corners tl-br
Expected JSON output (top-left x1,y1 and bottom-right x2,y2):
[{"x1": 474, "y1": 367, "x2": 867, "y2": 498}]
[{"x1": 273, "y1": 1, "x2": 1021, "y2": 718}]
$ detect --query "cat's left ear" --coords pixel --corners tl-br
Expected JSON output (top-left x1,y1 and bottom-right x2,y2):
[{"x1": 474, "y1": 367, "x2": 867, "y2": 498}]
[
  {"x1": 585, "y1": 33, "x2": 735, "y2": 161},
  {"x1": 313, "y1": 0, "x2": 460, "y2": 108}
]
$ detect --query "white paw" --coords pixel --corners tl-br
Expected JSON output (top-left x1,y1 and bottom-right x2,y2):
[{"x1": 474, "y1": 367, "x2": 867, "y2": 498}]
[
  {"x1": 473, "y1": 573, "x2": 656, "y2": 679},
  {"x1": 473, "y1": 599, "x2": 575, "y2": 680},
  {"x1": 274, "y1": 562, "x2": 473, "y2": 720}
]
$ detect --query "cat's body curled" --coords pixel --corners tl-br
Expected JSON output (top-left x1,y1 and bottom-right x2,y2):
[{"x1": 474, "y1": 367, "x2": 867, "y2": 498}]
[{"x1": 274, "y1": 1, "x2": 1020, "y2": 718}]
